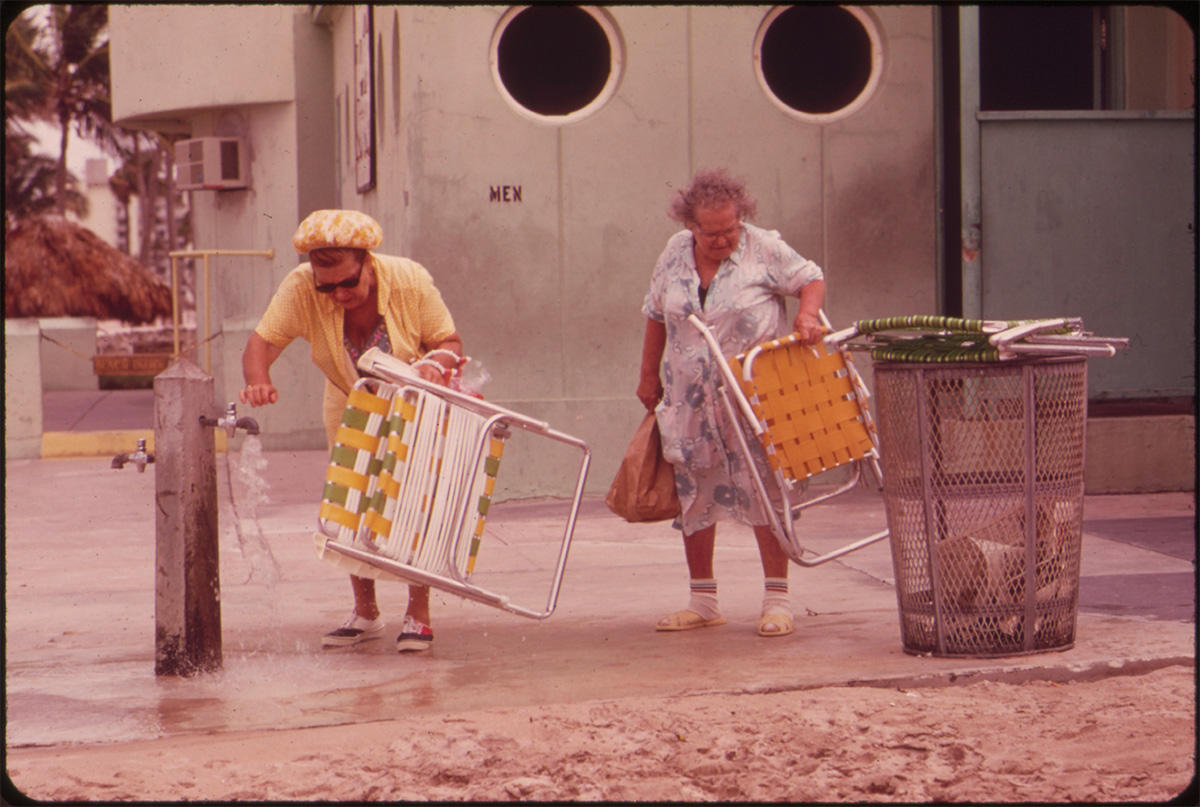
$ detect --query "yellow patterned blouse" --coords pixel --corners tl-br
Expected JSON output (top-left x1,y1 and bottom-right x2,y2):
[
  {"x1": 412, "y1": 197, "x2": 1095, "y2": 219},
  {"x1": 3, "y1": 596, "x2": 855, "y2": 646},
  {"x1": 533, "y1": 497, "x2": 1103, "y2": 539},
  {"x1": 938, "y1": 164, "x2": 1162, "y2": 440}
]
[{"x1": 254, "y1": 253, "x2": 457, "y2": 442}]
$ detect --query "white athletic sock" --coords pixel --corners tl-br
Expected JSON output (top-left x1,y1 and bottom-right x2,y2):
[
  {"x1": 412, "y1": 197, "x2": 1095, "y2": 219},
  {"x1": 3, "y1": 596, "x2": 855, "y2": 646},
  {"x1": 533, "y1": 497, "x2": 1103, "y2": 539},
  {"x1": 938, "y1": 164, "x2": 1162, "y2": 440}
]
[
  {"x1": 762, "y1": 577, "x2": 792, "y2": 618},
  {"x1": 687, "y1": 578, "x2": 721, "y2": 621}
]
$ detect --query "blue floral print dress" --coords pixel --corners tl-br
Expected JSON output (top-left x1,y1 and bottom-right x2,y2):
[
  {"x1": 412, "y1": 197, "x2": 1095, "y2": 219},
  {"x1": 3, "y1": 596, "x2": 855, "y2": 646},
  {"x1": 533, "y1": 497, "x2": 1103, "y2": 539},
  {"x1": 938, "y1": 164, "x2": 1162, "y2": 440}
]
[{"x1": 642, "y1": 222, "x2": 824, "y2": 534}]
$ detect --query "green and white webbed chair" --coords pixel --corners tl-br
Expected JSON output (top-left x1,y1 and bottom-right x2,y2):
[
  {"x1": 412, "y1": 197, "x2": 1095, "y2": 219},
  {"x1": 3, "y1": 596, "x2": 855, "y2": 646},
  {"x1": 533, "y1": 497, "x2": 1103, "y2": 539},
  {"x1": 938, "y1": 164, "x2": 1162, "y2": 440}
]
[{"x1": 313, "y1": 348, "x2": 591, "y2": 619}]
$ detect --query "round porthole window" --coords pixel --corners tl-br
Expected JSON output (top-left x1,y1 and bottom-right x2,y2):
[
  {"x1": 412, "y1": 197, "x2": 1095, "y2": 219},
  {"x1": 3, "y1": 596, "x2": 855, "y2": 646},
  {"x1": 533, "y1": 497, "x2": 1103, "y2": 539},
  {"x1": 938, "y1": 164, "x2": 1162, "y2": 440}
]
[
  {"x1": 754, "y1": 5, "x2": 883, "y2": 122},
  {"x1": 491, "y1": 5, "x2": 622, "y2": 124}
]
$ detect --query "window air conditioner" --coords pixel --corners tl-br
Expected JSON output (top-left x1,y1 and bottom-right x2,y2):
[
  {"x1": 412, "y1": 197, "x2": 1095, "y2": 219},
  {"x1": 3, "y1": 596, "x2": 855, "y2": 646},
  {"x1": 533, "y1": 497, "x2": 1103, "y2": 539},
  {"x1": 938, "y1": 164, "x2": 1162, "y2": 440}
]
[{"x1": 174, "y1": 137, "x2": 249, "y2": 190}]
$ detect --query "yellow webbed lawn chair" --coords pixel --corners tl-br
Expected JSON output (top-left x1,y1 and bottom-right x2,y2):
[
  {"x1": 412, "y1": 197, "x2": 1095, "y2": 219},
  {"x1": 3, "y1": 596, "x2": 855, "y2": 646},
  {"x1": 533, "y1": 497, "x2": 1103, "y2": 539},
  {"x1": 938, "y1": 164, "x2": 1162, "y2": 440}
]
[
  {"x1": 313, "y1": 348, "x2": 591, "y2": 619},
  {"x1": 686, "y1": 311, "x2": 1131, "y2": 568},
  {"x1": 688, "y1": 312, "x2": 890, "y2": 566}
]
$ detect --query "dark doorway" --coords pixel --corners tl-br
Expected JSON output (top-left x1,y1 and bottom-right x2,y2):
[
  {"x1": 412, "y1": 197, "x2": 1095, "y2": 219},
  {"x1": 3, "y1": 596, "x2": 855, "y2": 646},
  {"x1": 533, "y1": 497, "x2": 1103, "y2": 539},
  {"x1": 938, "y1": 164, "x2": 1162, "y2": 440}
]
[{"x1": 980, "y1": 5, "x2": 1109, "y2": 111}]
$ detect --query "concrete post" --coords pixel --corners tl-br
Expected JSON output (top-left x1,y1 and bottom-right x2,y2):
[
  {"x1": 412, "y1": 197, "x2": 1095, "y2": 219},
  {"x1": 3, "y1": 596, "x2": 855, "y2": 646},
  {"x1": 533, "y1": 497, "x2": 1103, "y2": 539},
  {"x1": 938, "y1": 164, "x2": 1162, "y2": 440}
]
[{"x1": 153, "y1": 358, "x2": 221, "y2": 675}]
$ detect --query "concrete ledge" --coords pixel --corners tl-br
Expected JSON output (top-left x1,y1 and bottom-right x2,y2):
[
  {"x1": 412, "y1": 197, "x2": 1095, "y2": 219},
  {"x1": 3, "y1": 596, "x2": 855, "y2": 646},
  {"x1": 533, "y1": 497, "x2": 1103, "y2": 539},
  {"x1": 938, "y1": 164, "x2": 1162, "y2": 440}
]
[
  {"x1": 5, "y1": 318, "x2": 43, "y2": 458},
  {"x1": 1085, "y1": 415, "x2": 1195, "y2": 494},
  {"x1": 43, "y1": 429, "x2": 229, "y2": 458},
  {"x1": 39, "y1": 316, "x2": 98, "y2": 391}
]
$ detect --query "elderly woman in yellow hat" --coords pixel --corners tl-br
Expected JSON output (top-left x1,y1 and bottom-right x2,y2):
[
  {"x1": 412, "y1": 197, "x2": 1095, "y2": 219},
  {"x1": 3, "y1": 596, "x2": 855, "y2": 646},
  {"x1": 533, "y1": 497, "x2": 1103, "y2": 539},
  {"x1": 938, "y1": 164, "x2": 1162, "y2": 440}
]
[{"x1": 241, "y1": 209, "x2": 462, "y2": 653}]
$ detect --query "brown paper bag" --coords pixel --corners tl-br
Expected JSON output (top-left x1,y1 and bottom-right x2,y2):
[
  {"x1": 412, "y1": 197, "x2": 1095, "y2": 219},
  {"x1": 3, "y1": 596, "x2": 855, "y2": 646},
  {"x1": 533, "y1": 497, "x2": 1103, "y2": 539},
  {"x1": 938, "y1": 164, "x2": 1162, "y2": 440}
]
[{"x1": 605, "y1": 412, "x2": 680, "y2": 522}]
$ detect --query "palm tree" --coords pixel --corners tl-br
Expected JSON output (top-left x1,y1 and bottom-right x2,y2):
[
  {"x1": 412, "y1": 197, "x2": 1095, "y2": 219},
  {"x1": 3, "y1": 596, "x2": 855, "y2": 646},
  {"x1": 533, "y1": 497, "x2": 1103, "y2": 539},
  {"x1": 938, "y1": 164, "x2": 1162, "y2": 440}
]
[
  {"x1": 4, "y1": 12, "x2": 44, "y2": 126},
  {"x1": 5, "y1": 5, "x2": 112, "y2": 215},
  {"x1": 5, "y1": 4, "x2": 190, "y2": 284},
  {"x1": 4, "y1": 129, "x2": 88, "y2": 232}
]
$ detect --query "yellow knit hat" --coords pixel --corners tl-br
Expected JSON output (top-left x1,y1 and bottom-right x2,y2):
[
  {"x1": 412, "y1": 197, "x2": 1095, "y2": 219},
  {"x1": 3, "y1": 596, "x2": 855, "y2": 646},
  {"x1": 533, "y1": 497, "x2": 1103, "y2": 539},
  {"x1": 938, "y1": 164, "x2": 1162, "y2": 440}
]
[{"x1": 292, "y1": 209, "x2": 383, "y2": 253}]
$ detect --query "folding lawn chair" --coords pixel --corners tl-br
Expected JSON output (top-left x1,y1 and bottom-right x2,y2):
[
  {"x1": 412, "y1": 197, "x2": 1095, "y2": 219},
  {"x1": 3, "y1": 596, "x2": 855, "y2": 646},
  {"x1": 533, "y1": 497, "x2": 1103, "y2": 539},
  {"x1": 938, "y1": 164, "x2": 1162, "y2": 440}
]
[
  {"x1": 687, "y1": 311, "x2": 890, "y2": 567},
  {"x1": 826, "y1": 315, "x2": 1128, "y2": 362},
  {"x1": 312, "y1": 348, "x2": 591, "y2": 619},
  {"x1": 687, "y1": 312, "x2": 1129, "y2": 569}
]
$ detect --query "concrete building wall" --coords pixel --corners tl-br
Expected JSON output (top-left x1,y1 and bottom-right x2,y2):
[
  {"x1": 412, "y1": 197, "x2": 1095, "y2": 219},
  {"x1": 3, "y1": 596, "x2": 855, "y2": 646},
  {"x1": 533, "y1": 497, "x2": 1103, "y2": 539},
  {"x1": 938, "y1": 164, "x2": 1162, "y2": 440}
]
[
  {"x1": 109, "y1": 5, "x2": 298, "y2": 126},
  {"x1": 38, "y1": 317, "x2": 98, "y2": 392},
  {"x1": 80, "y1": 159, "x2": 120, "y2": 248},
  {"x1": 109, "y1": 7, "x2": 337, "y2": 451},
  {"x1": 292, "y1": 12, "x2": 338, "y2": 224},
  {"x1": 979, "y1": 113, "x2": 1195, "y2": 401},
  {"x1": 111, "y1": 5, "x2": 939, "y2": 494},
  {"x1": 389, "y1": 6, "x2": 696, "y2": 494},
  {"x1": 5, "y1": 319, "x2": 44, "y2": 458},
  {"x1": 371, "y1": 5, "x2": 936, "y2": 495},
  {"x1": 193, "y1": 96, "x2": 333, "y2": 450},
  {"x1": 209, "y1": 12, "x2": 339, "y2": 451},
  {"x1": 114, "y1": 6, "x2": 1194, "y2": 497},
  {"x1": 1086, "y1": 415, "x2": 1195, "y2": 494}
]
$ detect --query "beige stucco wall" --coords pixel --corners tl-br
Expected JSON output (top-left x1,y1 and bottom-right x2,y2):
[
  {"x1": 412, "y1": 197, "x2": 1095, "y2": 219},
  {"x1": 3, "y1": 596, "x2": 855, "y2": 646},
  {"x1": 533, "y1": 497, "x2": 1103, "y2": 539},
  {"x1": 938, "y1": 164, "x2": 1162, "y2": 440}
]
[
  {"x1": 1086, "y1": 415, "x2": 1196, "y2": 494},
  {"x1": 5, "y1": 319, "x2": 44, "y2": 458},
  {"x1": 38, "y1": 317, "x2": 98, "y2": 391},
  {"x1": 375, "y1": 5, "x2": 937, "y2": 495},
  {"x1": 109, "y1": 5, "x2": 298, "y2": 126},
  {"x1": 195, "y1": 96, "x2": 334, "y2": 451},
  {"x1": 110, "y1": 5, "x2": 938, "y2": 496},
  {"x1": 65, "y1": 4, "x2": 1199, "y2": 499},
  {"x1": 111, "y1": 7, "x2": 337, "y2": 450},
  {"x1": 77, "y1": 159, "x2": 121, "y2": 248}
]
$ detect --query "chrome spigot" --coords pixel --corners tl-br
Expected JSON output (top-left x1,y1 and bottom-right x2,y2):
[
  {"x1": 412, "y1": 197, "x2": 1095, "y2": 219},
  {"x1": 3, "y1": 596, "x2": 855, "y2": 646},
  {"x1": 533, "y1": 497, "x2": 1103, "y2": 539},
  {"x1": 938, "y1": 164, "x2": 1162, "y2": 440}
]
[
  {"x1": 199, "y1": 402, "x2": 239, "y2": 438},
  {"x1": 112, "y1": 438, "x2": 155, "y2": 473},
  {"x1": 200, "y1": 402, "x2": 259, "y2": 437}
]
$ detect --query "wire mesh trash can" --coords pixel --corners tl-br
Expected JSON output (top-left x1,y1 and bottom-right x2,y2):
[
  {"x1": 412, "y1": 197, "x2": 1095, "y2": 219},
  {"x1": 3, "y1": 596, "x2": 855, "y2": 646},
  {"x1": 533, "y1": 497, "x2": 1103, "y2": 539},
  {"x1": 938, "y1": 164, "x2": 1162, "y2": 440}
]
[{"x1": 873, "y1": 356, "x2": 1088, "y2": 657}]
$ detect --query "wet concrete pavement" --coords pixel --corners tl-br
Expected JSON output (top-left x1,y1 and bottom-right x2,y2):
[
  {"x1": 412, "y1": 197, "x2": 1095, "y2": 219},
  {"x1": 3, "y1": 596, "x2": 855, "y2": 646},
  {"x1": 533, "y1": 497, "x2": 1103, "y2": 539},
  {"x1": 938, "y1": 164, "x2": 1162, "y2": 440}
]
[{"x1": 5, "y1": 433, "x2": 1194, "y2": 750}]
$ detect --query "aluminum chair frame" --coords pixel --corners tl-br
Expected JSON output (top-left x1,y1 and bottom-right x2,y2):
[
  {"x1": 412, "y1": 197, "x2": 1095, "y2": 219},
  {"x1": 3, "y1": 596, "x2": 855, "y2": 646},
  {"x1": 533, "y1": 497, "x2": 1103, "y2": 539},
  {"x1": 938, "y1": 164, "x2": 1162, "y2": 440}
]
[
  {"x1": 686, "y1": 312, "x2": 1126, "y2": 569},
  {"x1": 313, "y1": 347, "x2": 591, "y2": 619},
  {"x1": 687, "y1": 312, "x2": 890, "y2": 567},
  {"x1": 827, "y1": 315, "x2": 1128, "y2": 362}
]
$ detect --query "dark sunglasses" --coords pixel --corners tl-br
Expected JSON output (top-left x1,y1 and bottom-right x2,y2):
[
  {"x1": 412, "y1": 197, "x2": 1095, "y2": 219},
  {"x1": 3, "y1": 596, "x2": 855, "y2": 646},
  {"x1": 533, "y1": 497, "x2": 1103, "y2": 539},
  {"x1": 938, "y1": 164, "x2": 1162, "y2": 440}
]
[{"x1": 313, "y1": 262, "x2": 364, "y2": 294}]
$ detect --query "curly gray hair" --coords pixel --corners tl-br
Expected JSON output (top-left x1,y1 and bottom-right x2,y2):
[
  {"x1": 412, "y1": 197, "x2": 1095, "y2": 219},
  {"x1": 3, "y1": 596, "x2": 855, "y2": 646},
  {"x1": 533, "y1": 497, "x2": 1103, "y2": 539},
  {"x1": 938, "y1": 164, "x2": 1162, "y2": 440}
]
[{"x1": 668, "y1": 168, "x2": 758, "y2": 225}]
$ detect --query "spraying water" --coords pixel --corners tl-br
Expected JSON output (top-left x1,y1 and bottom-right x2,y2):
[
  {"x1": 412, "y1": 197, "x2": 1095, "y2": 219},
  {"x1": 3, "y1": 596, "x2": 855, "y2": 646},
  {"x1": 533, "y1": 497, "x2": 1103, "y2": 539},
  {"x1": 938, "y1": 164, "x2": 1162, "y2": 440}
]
[
  {"x1": 228, "y1": 434, "x2": 281, "y2": 588},
  {"x1": 225, "y1": 433, "x2": 289, "y2": 655}
]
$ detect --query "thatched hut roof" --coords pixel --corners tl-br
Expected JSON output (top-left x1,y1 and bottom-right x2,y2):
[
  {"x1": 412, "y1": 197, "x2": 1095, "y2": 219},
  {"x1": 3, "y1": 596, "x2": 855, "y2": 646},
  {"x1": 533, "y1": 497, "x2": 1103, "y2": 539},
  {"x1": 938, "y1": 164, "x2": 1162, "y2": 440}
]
[{"x1": 4, "y1": 216, "x2": 172, "y2": 324}]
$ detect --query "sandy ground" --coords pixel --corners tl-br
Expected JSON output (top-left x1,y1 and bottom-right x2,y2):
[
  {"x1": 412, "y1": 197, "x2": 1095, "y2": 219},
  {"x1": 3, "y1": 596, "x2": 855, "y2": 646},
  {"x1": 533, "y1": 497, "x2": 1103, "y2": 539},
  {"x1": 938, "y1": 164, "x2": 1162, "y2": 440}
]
[{"x1": 7, "y1": 665, "x2": 1193, "y2": 803}]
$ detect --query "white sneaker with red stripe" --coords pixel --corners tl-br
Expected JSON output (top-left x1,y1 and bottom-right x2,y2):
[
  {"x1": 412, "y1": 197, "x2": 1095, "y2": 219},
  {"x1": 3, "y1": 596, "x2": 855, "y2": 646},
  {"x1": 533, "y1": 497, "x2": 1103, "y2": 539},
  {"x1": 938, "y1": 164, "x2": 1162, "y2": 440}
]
[{"x1": 395, "y1": 616, "x2": 434, "y2": 652}]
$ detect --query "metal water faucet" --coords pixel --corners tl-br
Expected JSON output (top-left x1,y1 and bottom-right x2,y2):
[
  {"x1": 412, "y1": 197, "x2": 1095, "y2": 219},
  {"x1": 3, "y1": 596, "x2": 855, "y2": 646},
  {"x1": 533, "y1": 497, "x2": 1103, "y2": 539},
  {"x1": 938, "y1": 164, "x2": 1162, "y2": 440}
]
[
  {"x1": 200, "y1": 402, "x2": 260, "y2": 438},
  {"x1": 112, "y1": 438, "x2": 155, "y2": 473}
]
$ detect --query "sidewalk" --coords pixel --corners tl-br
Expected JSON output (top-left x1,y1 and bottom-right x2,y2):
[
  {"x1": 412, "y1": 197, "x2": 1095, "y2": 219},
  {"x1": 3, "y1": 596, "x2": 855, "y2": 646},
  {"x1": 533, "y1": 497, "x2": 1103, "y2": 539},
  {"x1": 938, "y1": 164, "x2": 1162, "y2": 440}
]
[{"x1": 5, "y1": 445, "x2": 1194, "y2": 750}]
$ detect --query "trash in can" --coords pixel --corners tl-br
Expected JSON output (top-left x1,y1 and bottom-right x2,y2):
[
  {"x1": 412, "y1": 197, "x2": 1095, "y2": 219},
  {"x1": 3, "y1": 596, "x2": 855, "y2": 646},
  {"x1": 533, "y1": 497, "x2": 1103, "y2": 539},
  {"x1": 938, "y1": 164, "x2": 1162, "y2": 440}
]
[{"x1": 832, "y1": 316, "x2": 1128, "y2": 657}]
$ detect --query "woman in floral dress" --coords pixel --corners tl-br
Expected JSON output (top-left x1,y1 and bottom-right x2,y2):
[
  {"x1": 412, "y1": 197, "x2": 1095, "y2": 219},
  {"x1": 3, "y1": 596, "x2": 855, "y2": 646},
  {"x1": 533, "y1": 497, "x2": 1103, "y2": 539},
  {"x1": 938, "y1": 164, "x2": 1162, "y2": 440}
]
[{"x1": 637, "y1": 169, "x2": 826, "y2": 638}]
